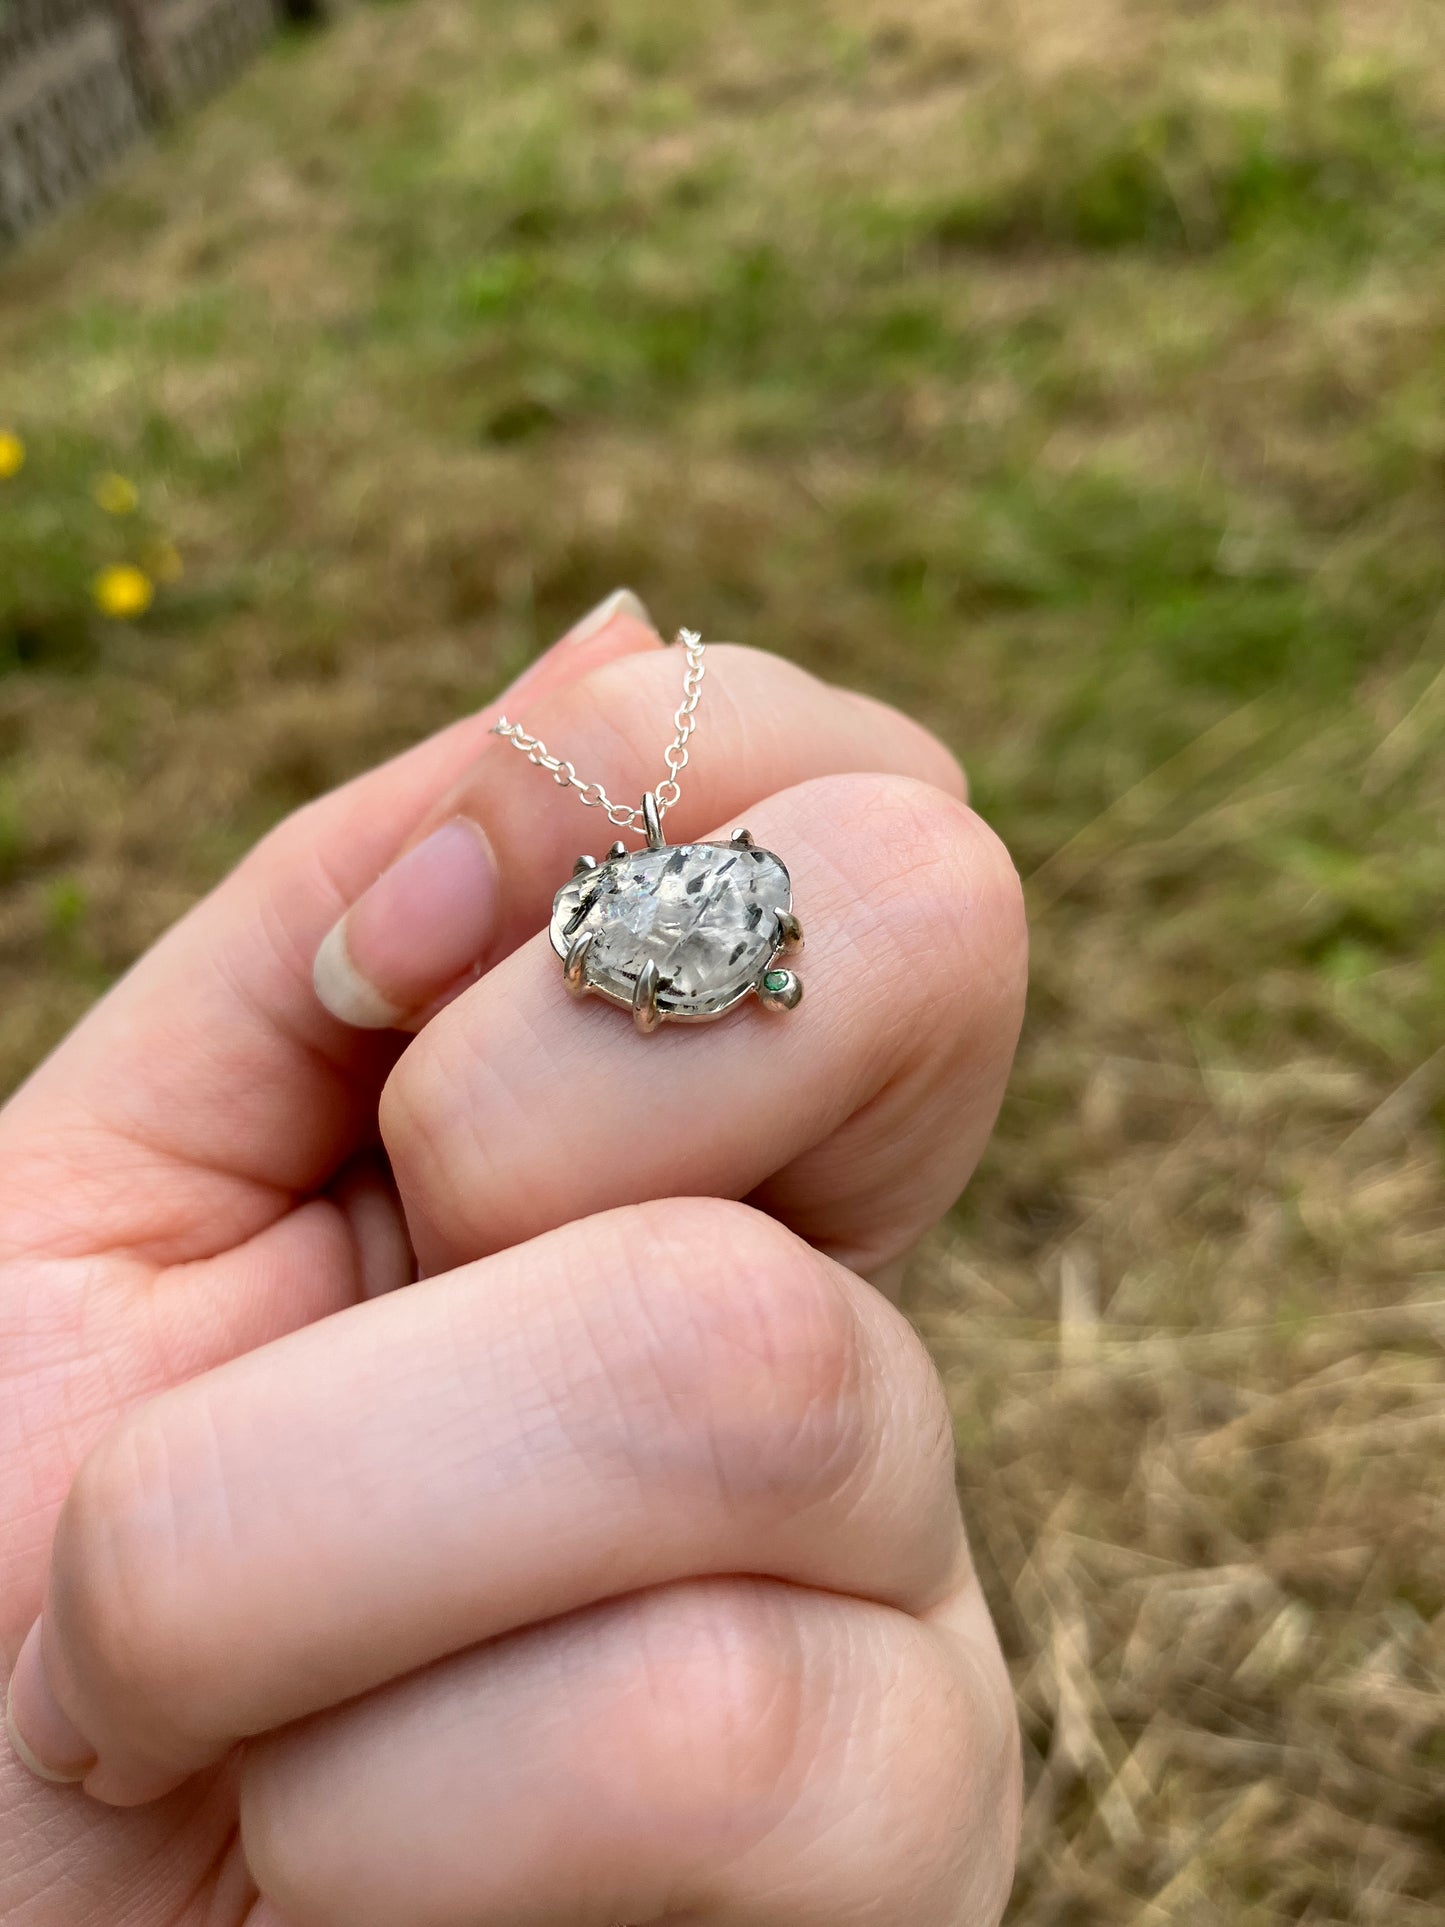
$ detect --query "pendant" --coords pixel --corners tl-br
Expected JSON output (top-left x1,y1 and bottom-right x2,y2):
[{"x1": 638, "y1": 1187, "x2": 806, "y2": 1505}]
[{"x1": 548, "y1": 792, "x2": 804, "y2": 1033}]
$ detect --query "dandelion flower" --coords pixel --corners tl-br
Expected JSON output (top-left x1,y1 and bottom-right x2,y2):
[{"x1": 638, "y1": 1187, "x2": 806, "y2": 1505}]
[
  {"x1": 94, "y1": 565, "x2": 155, "y2": 620},
  {"x1": 0, "y1": 432, "x2": 24, "y2": 478},
  {"x1": 94, "y1": 472, "x2": 139, "y2": 516}
]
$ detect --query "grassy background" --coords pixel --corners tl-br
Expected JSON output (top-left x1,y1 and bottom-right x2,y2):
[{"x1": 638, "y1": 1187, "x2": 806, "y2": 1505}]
[{"x1": 2, "y1": 0, "x2": 1443, "y2": 1917}]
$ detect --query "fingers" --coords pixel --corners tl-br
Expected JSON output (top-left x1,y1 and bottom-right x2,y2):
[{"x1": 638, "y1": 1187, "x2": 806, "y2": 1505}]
[
  {"x1": 312, "y1": 642, "x2": 965, "y2": 1029},
  {"x1": 0, "y1": 591, "x2": 663, "y2": 1265},
  {"x1": 10, "y1": 1202, "x2": 963, "y2": 1805},
  {"x1": 0, "y1": 606, "x2": 962, "y2": 1275},
  {"x1": 240, "y1": 1577, "x2": 1020, "y2": 1927},
  {"x1": 382, "y1": 772, "x2": 1026, "y2": 1279}
]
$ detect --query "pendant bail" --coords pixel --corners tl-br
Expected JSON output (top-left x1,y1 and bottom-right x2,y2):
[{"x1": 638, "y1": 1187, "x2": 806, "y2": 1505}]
[{"x1": 641, "y1": 790, "x2": 664, "y2": 849}]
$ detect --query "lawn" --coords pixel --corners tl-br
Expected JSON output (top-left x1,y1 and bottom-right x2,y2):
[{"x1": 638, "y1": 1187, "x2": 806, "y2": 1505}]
[{"x1": 2, "y1": 0, "x2": 1442, "y2": 1918}]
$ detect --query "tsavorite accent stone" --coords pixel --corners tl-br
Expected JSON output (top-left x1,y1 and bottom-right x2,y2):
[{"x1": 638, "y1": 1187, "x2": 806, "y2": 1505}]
[{"x1": 550, "y1": 841, "x2": 792, "y2": 1018}]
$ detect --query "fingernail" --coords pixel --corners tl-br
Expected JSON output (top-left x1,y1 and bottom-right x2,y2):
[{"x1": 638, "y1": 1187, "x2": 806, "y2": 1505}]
[
  {"x1": 314, "y1": 817, "x2": 500, "y2": 1030},
  {"x1": 491, "y1": 588, "x2": 657, "y2": 713},
  {"x1": 6, "y1": 1618, "x2": 94, "y2": 1785},
  {"x1": 563, "y1": 587, "x2": 652, "y2": 649}
]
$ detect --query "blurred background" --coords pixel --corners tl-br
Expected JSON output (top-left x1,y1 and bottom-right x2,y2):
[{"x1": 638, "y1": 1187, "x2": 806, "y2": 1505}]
[{"x1": 2, "y1": 0, "x2": 1442, "y2": 1918}]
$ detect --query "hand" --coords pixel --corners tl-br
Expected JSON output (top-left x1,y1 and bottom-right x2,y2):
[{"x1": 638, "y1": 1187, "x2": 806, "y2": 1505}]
[{"x1": 0, "y1": 596, "x2": 1027, "y2": 1925}]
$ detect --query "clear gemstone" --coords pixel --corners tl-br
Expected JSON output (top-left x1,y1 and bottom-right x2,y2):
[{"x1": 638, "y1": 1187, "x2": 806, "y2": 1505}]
[{"x1": 550, "y1": 841, "x2": 792, "y2": 1017}]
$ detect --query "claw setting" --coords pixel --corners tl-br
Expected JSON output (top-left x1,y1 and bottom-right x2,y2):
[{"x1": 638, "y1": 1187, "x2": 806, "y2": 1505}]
[{"x1": 552, "y1": 832, "x2": 802, "y2": 1029}]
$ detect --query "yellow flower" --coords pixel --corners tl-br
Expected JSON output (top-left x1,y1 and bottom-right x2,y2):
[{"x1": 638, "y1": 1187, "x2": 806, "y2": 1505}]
[
  {"x1": 94, "y1": 472, "x2": 139, "y2": 516},
  {"x1": 93, "y1": 565, "x2": 155, "y2": 619},
  {"x1": 146, "y1": 539, "x2": 184, "y2": 583},
  {"x1": 0, "y1": 432, "x2": 25, "y2": 478}
]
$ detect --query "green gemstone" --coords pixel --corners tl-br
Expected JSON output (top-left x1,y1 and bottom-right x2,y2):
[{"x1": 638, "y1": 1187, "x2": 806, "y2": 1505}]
[{"x1": 763, "y1": 969, "x2": 790, "y2": 993}]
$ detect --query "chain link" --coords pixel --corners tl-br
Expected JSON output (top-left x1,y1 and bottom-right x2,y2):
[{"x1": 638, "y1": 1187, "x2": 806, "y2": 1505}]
[{"x1": 490, "y1": 628, "x2": 707, "y2": 835}]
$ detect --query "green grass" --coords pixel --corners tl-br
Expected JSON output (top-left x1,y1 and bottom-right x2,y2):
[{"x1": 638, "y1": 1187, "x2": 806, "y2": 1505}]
[{"x1": 1, "y1": 0, "x2": 1443, "y2": 1918}]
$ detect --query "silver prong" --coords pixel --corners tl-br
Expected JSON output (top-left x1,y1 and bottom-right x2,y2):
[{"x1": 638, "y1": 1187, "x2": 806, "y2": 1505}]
[
  {"x1": 642, "y1": 791, "x2": 664, "y2": 849},
  {"x1": 730, "y1": 827, "x2": 754, "y2": 849},
  {"x1": 632, "y1": 958, "x2": 662, "y2": 1033},
  {"x1": 564, "y1": 932, "x2": 594, "y2": 995},
  {"x1": 607, "y1": 840, "x2": 628, "y2": 862},
  {"x1": 758, "y1": 966, "x2": 802, "y2": 1012},
  {"x1": 777, "y1": 911, "x2": 803, "y2": 950},
  {"x1": 572, "y1": 854, "x2": 598, "y2": 878}
]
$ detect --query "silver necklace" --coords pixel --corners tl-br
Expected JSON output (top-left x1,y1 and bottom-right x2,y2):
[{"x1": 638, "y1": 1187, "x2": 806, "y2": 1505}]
[{"x1": 492, "y1": 630, "x2": 803, "y2": 1033}]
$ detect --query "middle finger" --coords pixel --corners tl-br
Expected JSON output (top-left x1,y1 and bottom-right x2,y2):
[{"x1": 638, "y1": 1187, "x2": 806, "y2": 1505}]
[{"x1": 28, "y1": 1200, "x2": 963, "y2": 1805}]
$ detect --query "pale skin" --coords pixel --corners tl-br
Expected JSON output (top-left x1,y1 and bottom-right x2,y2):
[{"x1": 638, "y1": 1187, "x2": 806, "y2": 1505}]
[{"x1": 0, "y1": 595, "x2": 1027, "y2": 1926}]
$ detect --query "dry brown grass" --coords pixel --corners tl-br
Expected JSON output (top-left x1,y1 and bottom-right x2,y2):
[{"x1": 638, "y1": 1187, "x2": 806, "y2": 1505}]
[{"x1": 1, "y1": 0, "x2": 1442, "y2": 1917}]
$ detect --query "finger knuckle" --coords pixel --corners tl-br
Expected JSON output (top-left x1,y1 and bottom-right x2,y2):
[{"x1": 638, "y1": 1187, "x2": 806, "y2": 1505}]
[
  {"x1": 879, "y1": 1630, "x2": 1022, "y2": 1926},
  {"x1": 615, "y1": 1199, "x2": 872, "y2": 1521},
  {"x1": 627, "y1": 1580, "x2": 823, "y2": 1822},
  {"x1": 241, "y1": 1741, "x2": 348, "y2": 1927},
  {"x1": 378, "y1": 1026, "x2": 466, "y2": 1209},
  {"x1": 49, "y1": 1408, "x2": 202, "y2": 1738},
  {"x1": 848, "y1": 688, "x2": 970, "y2": 802},
  {"x1": 615, "y1": 1580, "x2": 1018, "y2": 1918},
  {"x1": 877, "y1": 1304, "x2": 957, "y2": 1501},
  {"x1": 855, "y1": 777, "x2": 1027, "y2": 1046},
  {"x1": 958, "y1": 810, "x2": 1029, "y2": 994},
  {"x1": 881, "y1": 780, "x2": 1022, "y2": 941}
]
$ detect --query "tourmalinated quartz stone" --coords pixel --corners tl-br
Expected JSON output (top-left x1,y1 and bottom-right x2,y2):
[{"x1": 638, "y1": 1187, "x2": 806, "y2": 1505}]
[{"x1": 550, "y1": 840, "x2": 794, "y2": 1021}]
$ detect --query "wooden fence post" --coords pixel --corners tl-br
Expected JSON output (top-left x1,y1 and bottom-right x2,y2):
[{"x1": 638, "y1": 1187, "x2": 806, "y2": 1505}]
[
  {"x1": 112, "y1": 0, "x2": 284, "y2": 119},
  {"x1": 0, "y1": 0, "x2": 357, "y2": 251},
  {"x1": 106, "y1": 0, "x2": 172, "y2": 117},
  {"x1": 0, "y1": 1, "x2": 149, "y2": 246}
]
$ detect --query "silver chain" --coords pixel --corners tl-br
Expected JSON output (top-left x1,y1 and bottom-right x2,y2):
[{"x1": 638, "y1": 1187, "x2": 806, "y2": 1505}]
[{"x1": 490, "y1": 628, "x2": 707, "y2": 835}]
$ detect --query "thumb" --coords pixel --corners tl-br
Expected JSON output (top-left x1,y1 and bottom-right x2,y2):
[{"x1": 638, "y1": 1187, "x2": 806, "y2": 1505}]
[{"x1": 0, "y1": 592, "x2": 660, "y2": 1267}]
